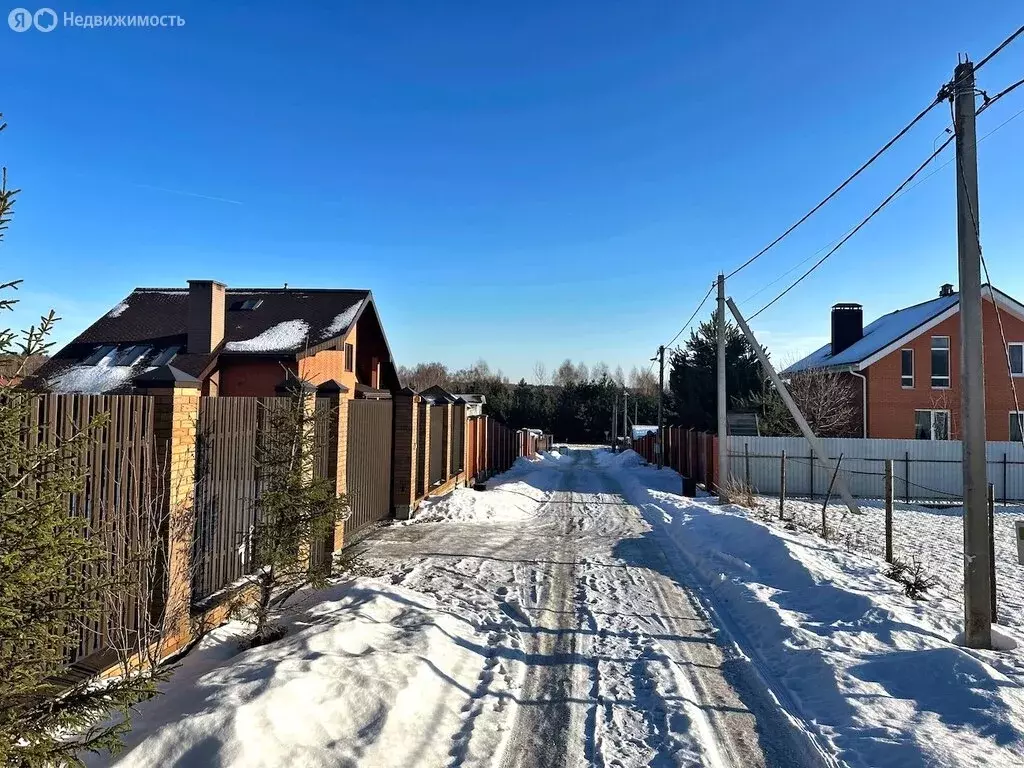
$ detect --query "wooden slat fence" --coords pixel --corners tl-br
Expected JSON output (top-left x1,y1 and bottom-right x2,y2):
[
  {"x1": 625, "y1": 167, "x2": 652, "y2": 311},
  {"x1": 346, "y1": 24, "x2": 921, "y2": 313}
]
[{"x1": 17, "y1": 394, "x2": 158, "y2": 664}]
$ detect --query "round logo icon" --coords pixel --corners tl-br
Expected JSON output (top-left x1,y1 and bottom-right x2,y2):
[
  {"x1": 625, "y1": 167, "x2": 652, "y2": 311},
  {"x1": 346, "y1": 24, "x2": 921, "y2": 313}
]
[
  {"x1": 33, "y1": 7, "x2": 57, "y2": 31},
  {"x1": 8, "y1": 7, "x2": 33, "y2": 31}
]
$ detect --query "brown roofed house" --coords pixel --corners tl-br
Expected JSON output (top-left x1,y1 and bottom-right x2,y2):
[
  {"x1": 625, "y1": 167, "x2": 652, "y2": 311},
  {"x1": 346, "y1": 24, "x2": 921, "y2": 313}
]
[{"x1": 32, "y1": 280, "x2": 399, "y2": 397}]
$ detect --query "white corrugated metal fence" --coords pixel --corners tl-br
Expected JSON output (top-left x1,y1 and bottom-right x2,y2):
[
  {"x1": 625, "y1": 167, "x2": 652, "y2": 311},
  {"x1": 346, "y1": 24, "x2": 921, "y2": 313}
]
[{"x1": 727, "y1": 436, "x2": 1024, "y2": 502}]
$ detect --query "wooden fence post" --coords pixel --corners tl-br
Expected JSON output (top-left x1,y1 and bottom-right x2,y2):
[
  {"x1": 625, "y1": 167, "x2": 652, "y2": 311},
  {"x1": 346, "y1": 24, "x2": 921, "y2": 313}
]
[
  {"x1": 780, "y1": 449, "x2": 786, "y2": 520},
  {"x1": 885, "y1": 459, "x2": 894, "y2": 563},
  {"x1": 989, "y1": 482, "x2": 997, "y2": 623}
]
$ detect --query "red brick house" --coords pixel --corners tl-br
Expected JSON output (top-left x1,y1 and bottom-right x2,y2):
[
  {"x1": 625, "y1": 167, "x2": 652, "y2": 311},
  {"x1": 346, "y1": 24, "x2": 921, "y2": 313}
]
[
  {"x1": 33, "y1": 280, "x2": 399, "y2": 397},
  {"x1": 785, "y1": 283, "x2": 1024, "y2": 441}
]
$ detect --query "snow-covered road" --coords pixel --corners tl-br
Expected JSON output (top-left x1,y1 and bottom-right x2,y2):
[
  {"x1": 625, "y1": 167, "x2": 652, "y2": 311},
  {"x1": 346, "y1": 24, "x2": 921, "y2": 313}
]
[{"x1": 358, "y1": 448, "x2": 817, "y2": 767}]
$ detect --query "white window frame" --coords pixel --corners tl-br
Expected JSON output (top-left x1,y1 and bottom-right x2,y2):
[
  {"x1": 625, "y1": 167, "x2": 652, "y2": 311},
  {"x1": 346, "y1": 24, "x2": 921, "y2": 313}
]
[
  {"x1": 1011, "y1": 412, "x2": 1024, "y2": 443},
  {"x1": 931, "y1": 336, "x2": 951, "y2": 389},
  {"x1": 901, "y1": 348, "x2": 914, "y2": 388},
  {"x1": 1009, "y1": 342, "x2": 1024, "y2": 377},
  {"x1": 915, "y1": 409, "x2": 951, "y2": 440}
]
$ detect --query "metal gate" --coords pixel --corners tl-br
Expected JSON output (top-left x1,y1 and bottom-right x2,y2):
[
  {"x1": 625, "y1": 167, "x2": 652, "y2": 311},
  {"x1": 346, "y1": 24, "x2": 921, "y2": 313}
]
[{"x1": 346, "y1": 399, "x2": 394, "y2": 536}]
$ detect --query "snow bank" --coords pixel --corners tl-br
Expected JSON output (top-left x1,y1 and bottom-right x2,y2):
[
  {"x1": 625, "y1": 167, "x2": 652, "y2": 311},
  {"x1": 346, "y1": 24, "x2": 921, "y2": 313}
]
[
  {"x1": 412, "y1": 452, "x2": 566, "y2": 524},
  {"x1": 88, "y1": 579, "x2": 520, "y2": 767},
  {"x1": 759, "y1": 496, "x2": 1024, "y2": 637},
  {"x1": 224, "y1": 320, "x2": 310, "y2": 353},
  {"x1": 605, "y1": 458, "x2": 1024, "y2": 768}
]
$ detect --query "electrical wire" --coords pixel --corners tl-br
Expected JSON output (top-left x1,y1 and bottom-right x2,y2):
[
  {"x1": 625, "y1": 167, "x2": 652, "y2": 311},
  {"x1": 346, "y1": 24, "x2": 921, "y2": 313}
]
[
  {"x1": 723, "y1": 24, "x2": 1024, "y2": 283},
  {"x1": 747, "y1": 136, "x2": 952, "y2": 321},
  {"x1": 724, "y1": 98, "x2": 943, "y2": 280},
  {"x1": 663, "y1": 280, "x2": 716, "y2": 351}
]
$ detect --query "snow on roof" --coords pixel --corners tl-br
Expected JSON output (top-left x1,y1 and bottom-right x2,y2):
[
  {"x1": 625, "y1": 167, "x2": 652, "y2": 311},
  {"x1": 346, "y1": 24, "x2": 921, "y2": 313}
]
[
  {"x1": 632, "y1": 425, "x2": 658, "y2": 439},
  {"x1": 106, "y1": 300, "x2": 130, "y2": 319},
  {"x1": 453, "y1": 393, "x2": 486, "y2": 404},
  {"x1": 224, "y1": 319, "x2": 310, "y2": 353},
  {"x1": 320, "y1": 301, "x2": 362, "y2": 340},
  {"x1": 785, "y1": 293, "x2": 960, "y2": 374},
  {"x1": 49, "y1": 347, "x2": 144, "y2": 393}
]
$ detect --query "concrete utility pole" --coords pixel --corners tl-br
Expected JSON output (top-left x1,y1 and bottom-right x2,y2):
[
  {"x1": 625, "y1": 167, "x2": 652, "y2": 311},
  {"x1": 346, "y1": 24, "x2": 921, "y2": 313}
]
[
  {"x1": 717, "y1": 274, "x2": 730, "y2": 501},
  {"x1": 622, "y1": 389, "x2": 629, "y2": 444},
  {"x1": 954, "y1": 58, "x2": 992, "y2": 649},
  {"x1": 654, "y1": 345, "x2": 665, "y2": 469},
  {"x1": 612, "y1": 393, "x2": 618, "y2": 449},
  {"x1": 727, "y1": 297, "x2": 861, "y2": 516}
]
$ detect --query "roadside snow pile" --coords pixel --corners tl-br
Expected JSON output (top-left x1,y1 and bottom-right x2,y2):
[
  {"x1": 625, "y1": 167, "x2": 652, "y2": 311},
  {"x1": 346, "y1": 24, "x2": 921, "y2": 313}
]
[
  {"x1": 595, "y1": 447, "x2": 646, "y2": 470},
  {"x1": 88, "y1": 579, "x2": 520, "y2": 767},
  {"x1": 756, "y1": 496, "x2": 1024, "y2": 636},
  {"x1": 412, "y1": 453, "x2": 562, "y2": 524},
  {"x1": 606, "y1": 458, "x2": 1024, "y2": 768}
]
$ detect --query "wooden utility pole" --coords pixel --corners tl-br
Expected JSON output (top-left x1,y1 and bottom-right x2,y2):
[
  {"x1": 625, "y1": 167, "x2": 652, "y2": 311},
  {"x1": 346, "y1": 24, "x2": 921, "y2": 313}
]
[
  {"x1": 727, "y1": 297, "x2": 861, "y2": 516},
  {"x1": 954, "y1": 58, "x2": 992, "y2": 649},
  {"x1": 654, "y1": 345, "x2": 665, "y2": 468},
  {"x1": 717, "y1": 274, "x2": 730, "y2": 501}
]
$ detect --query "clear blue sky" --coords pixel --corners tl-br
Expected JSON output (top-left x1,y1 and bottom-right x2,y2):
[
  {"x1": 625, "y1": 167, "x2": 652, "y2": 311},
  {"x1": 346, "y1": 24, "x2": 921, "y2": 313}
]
[{"x1": 3, "y1": 2, "x2": 1023, "y2": 380}]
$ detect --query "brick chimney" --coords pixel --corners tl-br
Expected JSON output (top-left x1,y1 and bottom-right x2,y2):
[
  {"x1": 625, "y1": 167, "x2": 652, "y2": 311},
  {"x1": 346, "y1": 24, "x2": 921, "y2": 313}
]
[
  {"x1": 187, "y1": 280, "x2": 226, "y2": 354},
  {"x1": 831, "y1": 303, "x2": 863, "y2": 356}
]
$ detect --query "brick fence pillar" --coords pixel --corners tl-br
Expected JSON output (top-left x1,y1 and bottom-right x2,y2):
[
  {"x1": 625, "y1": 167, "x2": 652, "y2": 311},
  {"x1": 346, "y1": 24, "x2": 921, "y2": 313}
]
[
  {"x1": 392, "y1": 387, "x2": 420, "y2": 520},
  {"x1": 316, "y1": 380, "x2": 350, "y2": 550},
  {"x1": 134, "y1": 365, "x2": 201, "y2": 651}
]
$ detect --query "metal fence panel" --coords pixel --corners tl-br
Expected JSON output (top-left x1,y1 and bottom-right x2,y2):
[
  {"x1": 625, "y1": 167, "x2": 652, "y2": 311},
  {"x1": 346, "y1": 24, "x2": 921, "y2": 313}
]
[
  {"x1": 346, "y1": 399, "x2": 394, "y2": 536},
  {"x1": 451, "y1": 404, "x2": 466, "y2": 473},
  {"x1": 194, "y1": 397, "x2": 262, "y2": 601},
  {"x1": 429, "y1": 404, "x2": 445, "y2": 486},
  {"x1": 727, "y1": 435, "x2": 1024, "y2": 502}
]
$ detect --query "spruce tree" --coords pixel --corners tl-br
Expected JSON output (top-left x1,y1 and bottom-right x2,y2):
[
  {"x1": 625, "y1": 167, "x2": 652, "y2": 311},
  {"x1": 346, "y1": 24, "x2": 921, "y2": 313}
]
[{"x1": 0, "y1": 115, "x2": 161, "y2": 767}]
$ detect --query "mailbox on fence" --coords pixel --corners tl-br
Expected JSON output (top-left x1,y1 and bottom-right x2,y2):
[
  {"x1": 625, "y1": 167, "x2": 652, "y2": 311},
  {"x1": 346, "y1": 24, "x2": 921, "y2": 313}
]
[{"x1": 1017, "y1": 521, "x2": 1024, "y2": 566}]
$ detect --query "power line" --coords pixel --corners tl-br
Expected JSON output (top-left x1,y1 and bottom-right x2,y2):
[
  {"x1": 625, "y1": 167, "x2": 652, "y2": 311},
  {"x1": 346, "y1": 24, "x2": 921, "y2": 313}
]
[
  {"x1": 747, "y1": 84, "x2": 1024, "y2": 322},
  {"x1": 664, "y1": 281, "x2": 716, "y2": 350},
  {"x1": 724, "y1": 98, "x2": 943, "y2": 280},
  {"x1": 742, "y1": 97, "x2": 1024, "y2": 311},
  {"x1": 974, "y1": 25, "x2": 1024, "y2": 71},
  {"x1": 748, "y1": 136, "x2": 952, "y2": 321},
  {"x1": 724, "y1": 24, "x2": 1024, "y2": 283}
]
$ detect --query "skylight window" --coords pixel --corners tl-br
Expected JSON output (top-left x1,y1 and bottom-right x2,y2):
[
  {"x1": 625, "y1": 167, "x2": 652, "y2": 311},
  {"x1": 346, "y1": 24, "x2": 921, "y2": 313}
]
[
  {"x1": 230, "y1": 299, "x2": 264, "y2": 311},
  {"x1": 112, "y1": 345, "x2": 151, "y2": 366},
  {"x1": 83, "y1": 345, "x2": 116, "y2": 365},
  {"x1": 149, "y1": 345, "x2": 181, "y2": 367}
]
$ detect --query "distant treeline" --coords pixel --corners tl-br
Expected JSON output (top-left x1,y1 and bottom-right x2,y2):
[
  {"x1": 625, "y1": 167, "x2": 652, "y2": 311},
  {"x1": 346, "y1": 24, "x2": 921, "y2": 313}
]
[{"x1": 399, "y1": 314, "x2": 860, "y2": 443}]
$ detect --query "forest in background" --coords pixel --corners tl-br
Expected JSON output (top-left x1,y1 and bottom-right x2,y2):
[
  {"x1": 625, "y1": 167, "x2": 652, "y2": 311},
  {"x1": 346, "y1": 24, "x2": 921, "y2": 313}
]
[{"x1": 398, "y1": 314, "x2": 859, "y2": 444}]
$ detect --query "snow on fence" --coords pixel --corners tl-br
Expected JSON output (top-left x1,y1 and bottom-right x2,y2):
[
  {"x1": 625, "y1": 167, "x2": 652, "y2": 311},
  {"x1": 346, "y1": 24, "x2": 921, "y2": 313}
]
[{"x1": 727, "y1": 435, "x2": 1024, "y2": 503}]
